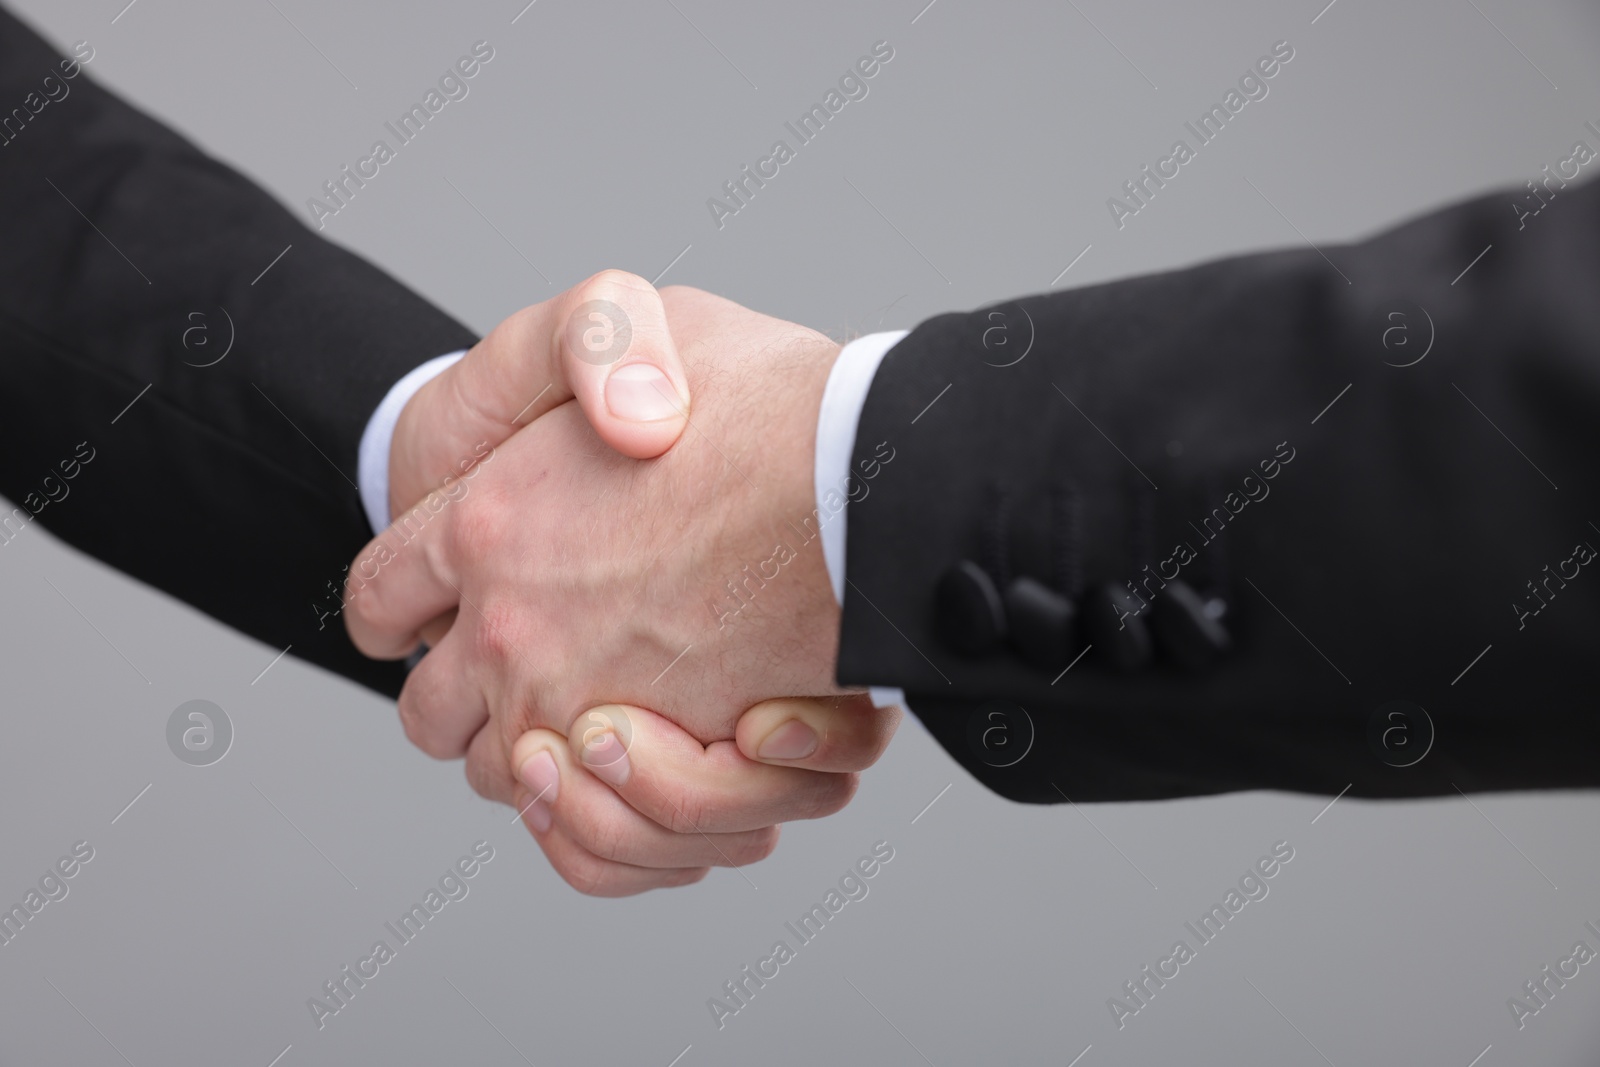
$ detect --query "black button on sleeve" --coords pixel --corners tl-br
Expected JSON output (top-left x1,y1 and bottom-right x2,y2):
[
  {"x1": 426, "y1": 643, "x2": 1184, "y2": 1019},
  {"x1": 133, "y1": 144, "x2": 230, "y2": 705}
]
[
  {"x1": 1084, "y1": 582, "x2": 1153, "y2": 672},
  {"x1": 934, "y1": 560, "x2": 1007, "y2": 655},
  {"x1": 1152, "y1": 580, "x2": 1232, "y2": 670},
  {"x1": 1003, "y1": 577, "x2": 1079, "y2": 670}
]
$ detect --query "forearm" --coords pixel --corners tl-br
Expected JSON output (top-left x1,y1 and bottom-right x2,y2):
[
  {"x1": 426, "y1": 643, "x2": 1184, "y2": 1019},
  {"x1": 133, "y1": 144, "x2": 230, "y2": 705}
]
[
  {"x1": 838, "y1": 178, "x2": 1600, "y2": 800},
  {"x1": 0, "y1": 9, "x2": 475, "y2": 694}
]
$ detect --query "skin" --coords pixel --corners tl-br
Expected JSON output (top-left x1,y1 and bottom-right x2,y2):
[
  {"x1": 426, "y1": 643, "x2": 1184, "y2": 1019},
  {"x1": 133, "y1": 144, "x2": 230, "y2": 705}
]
[
  {"x1": 387, "y1": 270, "x2": 695, "y2": 519},
  {"x1": 356, "y1": 274, "x2": 898, "y2": 895}
]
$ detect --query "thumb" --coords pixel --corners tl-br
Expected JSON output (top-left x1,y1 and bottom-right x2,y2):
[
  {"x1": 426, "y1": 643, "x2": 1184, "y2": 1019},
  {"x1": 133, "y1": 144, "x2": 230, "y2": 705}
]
[
  {"x1": 388, "y1": 269, "x2": 691, "y2": 513},
  {"x1": 735, "y1": 696, "x2": 902, "y2": 774}
]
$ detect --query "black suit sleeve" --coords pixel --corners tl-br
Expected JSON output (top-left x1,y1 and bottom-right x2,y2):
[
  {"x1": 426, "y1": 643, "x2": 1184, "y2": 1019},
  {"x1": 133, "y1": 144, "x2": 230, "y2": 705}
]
[
  {"x1": 0, "y1": 9, "x2": 475, "y2": 697},
  {"x1": 839, "y1": 175, "x2": 1600, "y2": 802}
]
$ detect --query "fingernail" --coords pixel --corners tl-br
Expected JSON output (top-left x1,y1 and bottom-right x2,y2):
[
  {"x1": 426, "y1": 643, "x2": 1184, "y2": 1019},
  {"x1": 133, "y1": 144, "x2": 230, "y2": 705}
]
[
  {"x1": 579, "y1": 728, "x2": 631, "y2": 788},
  {"x1": 513, "y1": 788, "x2": 553, "y2": 833},
  {"x1": 757, "y1": 719, "x2": 819, "y2": 761},
  {"x1": 517, "y1": 749, "x2": 560, "y2": 806},
  {"x1": 605, "y1": 363, "x2": 683, "y2": 422}
]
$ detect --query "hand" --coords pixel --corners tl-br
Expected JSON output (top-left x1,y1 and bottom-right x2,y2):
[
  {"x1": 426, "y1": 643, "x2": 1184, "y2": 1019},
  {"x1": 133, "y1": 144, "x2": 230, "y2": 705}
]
[
  {"x1": 381, "y1": 270, "x2": 697, "y2": 656},
  {"x1": 346, "y1": 284, "x2": 846, "y2": 758},
  {"x1": 350, "y1": 276, "x2": 889, "y2": 895},
  {"x1": 504, "y1": 695, "x2": 899, "y2": 896},
  {"x1": 386, "y1": 269, "x2": 696, "y2": 522}
]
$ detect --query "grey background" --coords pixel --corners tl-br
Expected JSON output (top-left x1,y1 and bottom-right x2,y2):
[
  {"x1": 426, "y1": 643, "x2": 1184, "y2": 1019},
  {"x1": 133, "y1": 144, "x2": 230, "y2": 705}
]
[{"x1": 2, "y1": 0, "x2": 1597, "y2": 1063}]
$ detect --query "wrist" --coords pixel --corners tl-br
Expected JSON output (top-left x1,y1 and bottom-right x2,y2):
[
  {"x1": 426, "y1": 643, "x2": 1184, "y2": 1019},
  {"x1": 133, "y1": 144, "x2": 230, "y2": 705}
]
[
  {"x1": 756, "y1": 333, "x2": 848, "y2": 691},
  {"x1": 359, "y1": 349, "x2": 467, "y2": 533},
  {"x1": 388, "y1": 371, "x2": 443, "y2": 521},
  {"x1": 386, "y1": 351, "x2": 493, "y2": 522},
  {"x1": 776, "y1": 335, "x2": 843, "y2": 547}
]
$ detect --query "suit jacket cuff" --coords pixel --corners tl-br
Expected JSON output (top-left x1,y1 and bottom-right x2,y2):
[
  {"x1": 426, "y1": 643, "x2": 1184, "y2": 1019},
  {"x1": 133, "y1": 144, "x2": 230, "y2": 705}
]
[{"x1": 816, "y1": 330, "x2": 908, "y2": 709}]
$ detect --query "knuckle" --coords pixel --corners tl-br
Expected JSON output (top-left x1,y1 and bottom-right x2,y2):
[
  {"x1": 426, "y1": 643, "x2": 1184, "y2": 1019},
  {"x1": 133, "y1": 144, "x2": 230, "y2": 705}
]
[
  {"x1": 503, "y1": 301, "x2": 542, "y2": 340},
  {"x1": 862, "y1": 706, "x2": 904, "y2": 766},
  {"x1": 820, "y1": 726, "x2": 893, "y2": 772},
  {"x1": 656, "y1": 283, "x2": 706, "y2": 303},
  {"x1": 735, "y1": 826, "x2": 780, "y2": 866},
  {"x1": 556, "y1": 852, "x2": 614, "y2": 897},
  {"x1": 464, "y1": 748, "x2": 507, "y2": 803},
  {"x1": 397, "y1": 694, "x2": 452, "y2": 760},
  {"x1": 661, "y1": 788, "x2": 712, "y2": 835},
  {"x1": 340, "y1": 564, "x2": 386, "y2": 635},
  {"x1": 448, "y1": 495, "x2": 503, "y2": 561},
  {"x1": 570, "y1": 806, "x2": 632, "y2": 865},
  {"x1": 468, "y1": 602, "x2": 522, "y2": 666},
  {"x1": 397, "y1": 702, "x2": 428, "y2": 749},
  {"x1": 489, "y1": 305, "x2": 545, "y2": 371},
  {"x1": 496, "y1": 706, "x2": 545, "y2": 772},
  {"x1": 583, "y1": 268, "x2": 652, "y2": 302},
  {"x1": 806, "y1": 772, "x2": 861, "y2": 820}
]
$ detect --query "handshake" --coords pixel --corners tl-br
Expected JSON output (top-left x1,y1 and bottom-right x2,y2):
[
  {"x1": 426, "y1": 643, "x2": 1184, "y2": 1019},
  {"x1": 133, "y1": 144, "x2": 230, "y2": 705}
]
[
  {"x1": 343, "y1": 271, "x2": 900, "y2": 897},
  {"x1": 329, "y1": 181, "x2": 1588, "y2": 897}
]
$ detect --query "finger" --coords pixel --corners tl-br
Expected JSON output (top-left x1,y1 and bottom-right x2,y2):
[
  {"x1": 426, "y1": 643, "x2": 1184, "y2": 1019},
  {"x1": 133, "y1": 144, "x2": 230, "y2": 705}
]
[
  {"x1": 343, "y1": 492, "x2": 463, "y2": 659},
  {"x1": 546, "y1": 271, "x2": 692, "y2": 457},
  {"x1": 567, "y1": 705, "x2": 859, "y2": 834},
  {"x1": 509, "y1": 730, "x2": 781, "y2": 869},
  {"x1": 516, "y1": 804, "x2": 711, "y2": 897},
  {"x1": 507, "y1": 727, "x2": 711, "y2": 898},
  {"x1": 401, "y1": 270, "x2": 691, "y2": 493},
  {"x1": 735, "y1": 695, "x2": 901, "y2": 773},
  {"x1": 463, "y1": 714, "x2": 517, "y2": 806},
  {"x1": 418, "y1": 607, "x2": 458, "y2": 649},
  {"x1": 468, "y1": 727, "x2": 715, "y2": 896},
  {"x1": 393, "y1": 624, "x2": 488, "y2": 760}
]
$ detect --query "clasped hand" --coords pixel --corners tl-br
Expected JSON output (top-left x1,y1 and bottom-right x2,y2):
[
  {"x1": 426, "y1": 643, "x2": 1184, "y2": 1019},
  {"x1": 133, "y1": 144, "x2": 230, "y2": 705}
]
[{"x1": 344, "y1": 272, "x2": 898, "y2": 895}]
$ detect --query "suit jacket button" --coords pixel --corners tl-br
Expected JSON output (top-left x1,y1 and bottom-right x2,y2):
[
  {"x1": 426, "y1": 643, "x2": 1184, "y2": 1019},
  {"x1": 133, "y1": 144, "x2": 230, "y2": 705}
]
[
  {"x1": 1152, "y1": 580, "x2": 1232, "y2": 670},
  {"x1": 1084, "y1": 582, "x2": 1153, "y2": 672},
  {"x1": 1003, "y1": 577, "x2": 1079, "y2": 670},
  {"x1": 934, "y1": 560, "x2": 1006, "y2": 655}
]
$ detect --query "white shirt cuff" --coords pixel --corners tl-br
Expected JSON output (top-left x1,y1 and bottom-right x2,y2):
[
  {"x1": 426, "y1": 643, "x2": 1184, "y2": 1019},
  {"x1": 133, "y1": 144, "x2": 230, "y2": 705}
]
[
  {"x1": 815, "y1": 330, "x2": 909, "y2": 710},
  {"x1": 357, "y1": 351, "x2": 467, "y2": 534}
]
